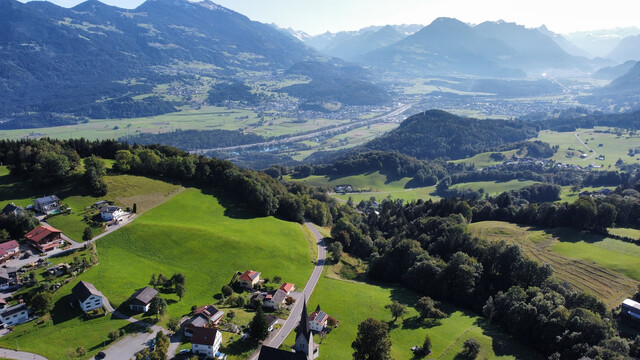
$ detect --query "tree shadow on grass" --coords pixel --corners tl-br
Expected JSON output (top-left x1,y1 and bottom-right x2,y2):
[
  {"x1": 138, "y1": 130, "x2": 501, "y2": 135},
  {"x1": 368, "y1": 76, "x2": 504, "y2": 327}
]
[
  {"x1": 542, "y1": 227, "x2": 606, "y2": 244},
  {"x1": 401, "y1": 316, "x2": 442, "y2": 330},
  {"x1": 472, "y1": 317, "x2": 532, "y2": 358},
  {"x1": 52, "y1": 295, "x2": 83, "y2": 324},
  {"x1": 200, "y1": 188, "x2": 257, "y2": 220}
]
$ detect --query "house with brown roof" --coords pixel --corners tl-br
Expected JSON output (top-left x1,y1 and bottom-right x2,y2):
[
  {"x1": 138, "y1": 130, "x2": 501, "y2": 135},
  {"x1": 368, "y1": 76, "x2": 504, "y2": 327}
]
[
  {"x1": 264, "y1": 289, "x2": 288, "y2": 310},
  {"x1": 0, "y1": 240, "x2": 20, "y2": 263},
  {"x1": 71, "y1": 281, "x2": 104, "y2": 313},
  {"x1": 25, "y1": 225, "x2": 62, "y2": 252},
  {"x1": 184, "y1": 305, "x2": 224, "y2": 338},
  {"x1": 191, "y1": 327, "x2": 222, "y2": 359},
  {"x1": 128, "y1": 287, "x2": 158, "y2": 313},
  {"x1": 238, "y1": 270, "x2": 261, "y2": 289}
]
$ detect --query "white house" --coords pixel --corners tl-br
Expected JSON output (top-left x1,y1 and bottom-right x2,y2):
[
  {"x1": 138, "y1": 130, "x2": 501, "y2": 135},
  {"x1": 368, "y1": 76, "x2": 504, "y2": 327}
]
[
  {"x1": 33, "y1": 195, "x2": 60, "y2": 215},
  {"x1": 128, "y1": 287, "x2": 158, "y2": 313},
  {"x1": 0, "y1": 303, "x2": 30, "y2": 326},
  {"x1": 191, "y1": 327, "x2": 222, "y2": 359},
  {"x1": 263, "y1": 289, "x2": 287, "y2": 310},
  {"x1": 308, "y1": 305, "x2": 334, "y2": 333},
  {"x1": 100, "y1": 206, "x2": 124, "y2": 221},
  {"x1": 0, "y1": 268, "x2": 14, "y2": 290},
  {"x1": 71, "y1": 281, "x2": 104, "y2": 313}
]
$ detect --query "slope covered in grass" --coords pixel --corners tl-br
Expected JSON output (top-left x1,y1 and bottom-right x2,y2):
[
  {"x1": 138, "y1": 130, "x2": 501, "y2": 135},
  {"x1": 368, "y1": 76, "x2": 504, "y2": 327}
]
[
  {"x1": 283, "y1": 275, "x2": 537, "y2": 359},
  {"x1": 469, "y1": 221, "x2": 639, "y2": 307}
]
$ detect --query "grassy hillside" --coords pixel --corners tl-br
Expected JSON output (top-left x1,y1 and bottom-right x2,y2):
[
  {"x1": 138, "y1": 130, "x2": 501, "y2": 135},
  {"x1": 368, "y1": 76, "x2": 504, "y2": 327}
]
[
  {"x1": 282, "y1": 274, "x2": 538, "y2": 359},
  {"x1": 0, "y1": 187, "x2": 313, "y2": 359},
  {"x1": 537, "y1": 128, "x2": 640, "y2": 168},
  {"x1": 0, "y1": 166, "x2": 183, "y2": 241},
  {"x1": 78, "y1": 188, "x2": 313, "y2": 317},
  {"x1": 469, "y1": 221, "x2": 639, "y2": 307}
]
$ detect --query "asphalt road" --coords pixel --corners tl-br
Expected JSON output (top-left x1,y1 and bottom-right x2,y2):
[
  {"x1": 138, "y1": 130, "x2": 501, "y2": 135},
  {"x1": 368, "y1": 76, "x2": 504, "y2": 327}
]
[{"x1": 247, "y1": 222, "x2": 327, "y2": 360}]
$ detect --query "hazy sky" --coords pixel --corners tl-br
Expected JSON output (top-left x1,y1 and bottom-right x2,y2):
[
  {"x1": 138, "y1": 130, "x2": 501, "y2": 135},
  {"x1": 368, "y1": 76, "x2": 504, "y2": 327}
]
[{"x1": 26, "y1": 0, "x2": 640, "y2": 35}]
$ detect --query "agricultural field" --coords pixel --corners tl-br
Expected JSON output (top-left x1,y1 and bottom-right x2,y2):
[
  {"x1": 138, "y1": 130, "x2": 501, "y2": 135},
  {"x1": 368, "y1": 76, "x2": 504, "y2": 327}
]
[
  {"x1": 281, "y1": 274, "x2": 538, "y2": 359},
  {"x1": 609, "y1": 228, "x2": 640, "y2": 240},
  {"x1": 284, "y1": 171, "x2": 439, "y2": 203},
  {"x1": 537, "y1": 127, "x2": 640, "y2": 168},
  {"x1": 0, "y1": 106, "x2": 345, "y2": 142},
  {"x1": 469, "y1": 221, "x2": 640, "y2": 308},
  {"x1": 0, "y1": 187, "x2": 314, "y2": 359},
  {"x1": 557, "y1": 185, "x2": 615, "y2": 203}
]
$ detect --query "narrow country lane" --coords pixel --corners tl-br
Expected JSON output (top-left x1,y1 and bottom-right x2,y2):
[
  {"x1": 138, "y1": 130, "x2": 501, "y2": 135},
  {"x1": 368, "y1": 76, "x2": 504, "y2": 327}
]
[{"x1": 247, "y1": 222, "x2": 327, "y2": 360}]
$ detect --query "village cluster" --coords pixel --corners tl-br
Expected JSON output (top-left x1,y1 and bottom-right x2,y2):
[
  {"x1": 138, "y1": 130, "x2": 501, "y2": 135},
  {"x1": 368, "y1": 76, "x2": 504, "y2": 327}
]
[{"x1": 0, "y1": 192, "x2": 337, "y2": 360}]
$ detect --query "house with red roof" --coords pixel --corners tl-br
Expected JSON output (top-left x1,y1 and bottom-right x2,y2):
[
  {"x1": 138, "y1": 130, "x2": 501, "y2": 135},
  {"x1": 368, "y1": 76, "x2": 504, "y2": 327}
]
[
  {"x1": 238, "y1": 270, "x2": 261, "y2": 289},
  {"x1": 25, "y1": 225, "x2": 62, "y2": 252},
  {"x1": 0, "y1": 240, "x2": 20, "y2": 263},
  {"x1": 279, "y1": 283, "x2": 295, "y2": 295},
  {"x1": 184, "y1": 304, "x2": 225, "y2": 338}
]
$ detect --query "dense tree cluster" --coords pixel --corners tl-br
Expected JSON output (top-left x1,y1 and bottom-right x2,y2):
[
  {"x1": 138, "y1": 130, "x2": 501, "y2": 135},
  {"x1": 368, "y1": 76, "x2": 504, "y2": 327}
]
[
  {"x1": 207, "y1": 81, "x2": 259, "y2": 105},
  {"x1": 363, "y1": 110, "x2": 540, "y2": 160},
  {"x1": 328, "y1": 192, "x2": 640, "y2": 358},
  {"x1": 123, "y1": 129, "x2": 265, "y2": 152},
  {"x1": 0, "y1": 211, "x2": 39, "y2": 239}
]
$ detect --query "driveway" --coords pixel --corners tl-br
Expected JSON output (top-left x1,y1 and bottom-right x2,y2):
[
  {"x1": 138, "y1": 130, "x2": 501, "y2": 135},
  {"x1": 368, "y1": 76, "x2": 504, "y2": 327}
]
[{"x1": 0, "y1": 349, "x2": 47, "y2": 360}]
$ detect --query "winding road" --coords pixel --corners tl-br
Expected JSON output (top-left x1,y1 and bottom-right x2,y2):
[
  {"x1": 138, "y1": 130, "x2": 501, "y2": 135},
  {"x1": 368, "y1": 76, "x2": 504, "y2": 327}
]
[{"x1": 247, "y1": 222, "x2": 327, "y2": 360}]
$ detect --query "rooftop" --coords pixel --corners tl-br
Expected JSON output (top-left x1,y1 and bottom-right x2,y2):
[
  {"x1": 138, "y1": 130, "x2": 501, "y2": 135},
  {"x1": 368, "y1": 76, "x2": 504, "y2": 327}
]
[
  {"x1": 24, "y1": 225, "x2": 62, "y2": 243},
  {"x1": 191, "y1": 327, "x2": 219, "y2": 346},
  {"x1": 72, "y1": 281, "x2": 103, "y2": 303},
  {"x1": 130, "y1": 286, "x2": 158, "y2": 305}
]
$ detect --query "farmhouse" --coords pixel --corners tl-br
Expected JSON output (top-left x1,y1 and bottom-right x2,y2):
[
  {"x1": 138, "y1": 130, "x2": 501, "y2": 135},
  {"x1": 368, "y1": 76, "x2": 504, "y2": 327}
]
[
  {"x1": 33, "y1": 195, "x2": 60, "y2": 215},
  {"x1": 100, "y1": 206, "x2": 124, "y2": 221},
  {"x1": 71, "y1": 281, "x2": 105, "y2": 313},
  {"x1": 238, "y1": 270, "x2": 261, "y2": 289},
  {"x1": 258, "y1": 299, "x2": 318, "y2": 360},
  {"x1": 1, "y1": 203, "x2": 23, "y2": 216},
  {"x1": 128, "y1": 287, "x2": 158, "y2": 313},
  {"x1": 184, "y1": 305, "x2": 224, "y2": 337},
  {"x1": 622, "y1": 299, "x2": 640, "y2": 321},
  {"x1": 191, "y1": 327, "x2": 222, "y2": 359},
  {"x1": 24, "y1": 225, "x2": 63, "y2": 252},
  {"x1": 0, "y1": 303, "x2": 30, "y2": 326},
  {"x1": 0, "y1": 240, "x2": 20, "y2": 263}
]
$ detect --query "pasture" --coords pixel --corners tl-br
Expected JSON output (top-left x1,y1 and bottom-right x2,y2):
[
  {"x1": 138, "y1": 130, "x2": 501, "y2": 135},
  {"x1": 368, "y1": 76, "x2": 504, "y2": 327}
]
[
  {"x1": 282, "y1": 275, "x2": 537, "y2": 360},
  {"x1": 469, "y1": 221, "x2": 639, "y2": 307}
]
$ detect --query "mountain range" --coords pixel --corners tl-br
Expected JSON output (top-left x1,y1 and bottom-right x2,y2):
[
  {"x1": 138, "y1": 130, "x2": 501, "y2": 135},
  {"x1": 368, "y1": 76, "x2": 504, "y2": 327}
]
[{"x1": 2, "y1": 0, "x2": 372, "y2": 126}]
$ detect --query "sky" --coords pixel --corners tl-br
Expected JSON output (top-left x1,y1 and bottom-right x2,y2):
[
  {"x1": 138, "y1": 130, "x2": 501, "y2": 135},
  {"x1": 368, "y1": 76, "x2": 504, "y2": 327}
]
[{"x1": 25, "y1": 0, "x2": 640, "y2": 35}]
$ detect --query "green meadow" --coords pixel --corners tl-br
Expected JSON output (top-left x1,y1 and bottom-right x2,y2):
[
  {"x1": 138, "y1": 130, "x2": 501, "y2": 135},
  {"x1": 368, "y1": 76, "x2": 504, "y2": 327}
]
[
  {"x1": 282, "y1": 274, "x2": 537, "y2": 359},
  {"x1": 537, "y1": 128, "x2": 640, "y2": 168},
  {"x1": 469, "y1": 221, "x2": 640, "y2": 307},
  {"x1": 0, "y1": 186, "x2": 314, "y2": 359}
]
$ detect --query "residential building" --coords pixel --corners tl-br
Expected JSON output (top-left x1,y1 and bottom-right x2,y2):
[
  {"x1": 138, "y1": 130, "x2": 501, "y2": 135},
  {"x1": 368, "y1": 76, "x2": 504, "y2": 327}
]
[
  {"x1": 33, "y1": 195, "x2": 60, "y2": 215},
  {"x1": 71, "y1": 281, "x2": 104, "y2": 313},
  {"x1": 184, "y1": 305, "x2": 224, "y2": 337},
  {"x1": 263, "y1": 289, "x2": 287, "y2": 310},
  {"x1": 0, "y1": 303, "x2": 29, "y2": 326},
  {"x1": 279, "y1": 283, "x2": 295, "y2": 295},
  {"x1": 0, "y1": 268, "x2": 11, "y2": 290},
  {"x1": 265, "y1": 314, "x2": 278, "y2": 332},
  {"x1": 0, "y1": 240, "x2": 20, "y2": 263},
  {"x1": 622, "y1": 299, "x2": 640, "y2": 321},
  {"x1": 24, "y1": 225, "x2": 63, "y2": 252},
  {"x1": 257, "y1": 298, "x2": 318, "y2": 360},
  {"x1": 128, "y1": 287, "x2": 158, "y2": 313},
  {"x1": 191, "y1": 327, "x2": 222, "y2": 359},
  {"x1": 238, "y1": 270, "x2": 261, "y2": 289},
  {"x1": 100, "y1": 206, "x2": 124, "y2": 221},
  {"x1": 1, "y1": 203, "x2": 23, "y2": 216},
  {"x1": 308, "y1": 305, "x2": 329, "y2": 332}
]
